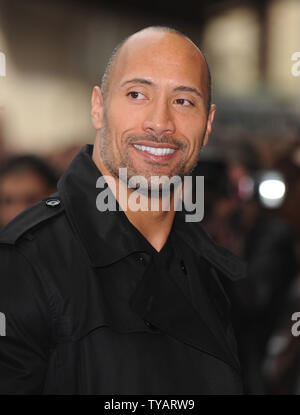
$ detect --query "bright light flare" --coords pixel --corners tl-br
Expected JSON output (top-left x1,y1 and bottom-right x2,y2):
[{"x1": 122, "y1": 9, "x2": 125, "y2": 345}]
[{"x1": 258, "y1": 172, "x2": 286, "y2": 208}]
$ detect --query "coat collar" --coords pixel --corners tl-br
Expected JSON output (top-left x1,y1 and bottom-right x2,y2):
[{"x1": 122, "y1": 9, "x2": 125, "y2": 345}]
[
  {"x1": 58, "y1": 144, "x2": 246, "y2": 281},
  {"x1": 130, "y1": 251, "x2": 241, "y2": 373},
  {"x1": 58, "y1": 144, "x2": 152, "y2": 267}
]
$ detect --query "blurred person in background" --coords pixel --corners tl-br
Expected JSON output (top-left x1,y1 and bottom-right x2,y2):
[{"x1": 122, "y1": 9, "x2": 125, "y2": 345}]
[
  {"x1": 276, "y1": 140, "x2": 300, "y2": 245},
  {"x1": 230, "y1": 186, "x2": 297, "y2": 394},
  {"x1": 0, "y1": 155, "x2": 59, "y2": 227},
  {"x1": 199, "y1": 143, "x2": 298, "y2": 394},
  {"x1": 262, "y1": 140, "x2": 300, "y2": 394},
  {"x1": 262, "y1": 274, "x2": 300, "y2": 394},
  {"x1": 194, "y1": 157, "x2": 238, "y2": 252}
]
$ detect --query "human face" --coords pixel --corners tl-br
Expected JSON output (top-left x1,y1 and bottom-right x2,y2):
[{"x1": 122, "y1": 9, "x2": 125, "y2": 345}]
[{"x1": 92, "y1": 31, "x2": 216, "y2": 186}]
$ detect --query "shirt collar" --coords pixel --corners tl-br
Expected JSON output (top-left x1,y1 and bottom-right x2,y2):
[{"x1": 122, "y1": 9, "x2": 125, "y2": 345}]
[{"x1": 58, "y1": 144, "x2": 246, "y2": 280}]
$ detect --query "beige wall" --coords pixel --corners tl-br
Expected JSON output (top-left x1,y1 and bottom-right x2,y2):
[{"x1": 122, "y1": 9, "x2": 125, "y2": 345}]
[
  {"x1": 0, "y1": 0, "x2": 150, "y2": 153},
  {"x1": 202, "y1": 0, "x2": 300, "y2": 109},
  {"x1": 267, "y1": 0, "x2": 300, "y2": 99},
  {"x1": 203, "y1": 6, "x2": 260, "y2": 97},
  {"x1": 0, "y1": 0, "x2": 299, "y2": 153}
]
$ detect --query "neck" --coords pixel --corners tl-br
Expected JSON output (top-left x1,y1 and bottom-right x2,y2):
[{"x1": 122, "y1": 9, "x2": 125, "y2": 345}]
[{"x1": 92, "y1": 135, "x2": 180, "y2": 252}]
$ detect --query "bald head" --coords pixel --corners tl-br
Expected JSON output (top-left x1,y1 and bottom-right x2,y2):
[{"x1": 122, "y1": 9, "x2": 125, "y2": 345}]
[{"x1": 100, "y1": 26, "x2": 212, "y2": 113}]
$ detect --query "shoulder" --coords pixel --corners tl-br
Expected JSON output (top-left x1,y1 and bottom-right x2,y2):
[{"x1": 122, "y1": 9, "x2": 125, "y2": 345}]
[
  {"x1": 197, "y1": 225, "x2": 247, "y2": 281},
  {"x1": 0, "y1": 192, "x2": 65, "y2": 246},
  {"x1": 0, "y1": 193, "x2": 67, "y2": 325}
]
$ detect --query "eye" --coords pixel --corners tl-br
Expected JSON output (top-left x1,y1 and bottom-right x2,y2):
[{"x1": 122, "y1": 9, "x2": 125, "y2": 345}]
[
  {"x1": 175, "y1": 98, "x2": 194, "y2": 106},
  {"x1": 127, "y1": 91, "x2": 145, "y2": 100}
]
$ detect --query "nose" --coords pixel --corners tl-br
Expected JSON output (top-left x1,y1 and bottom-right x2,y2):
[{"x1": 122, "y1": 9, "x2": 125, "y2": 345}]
[{"x1": 142, "y1": 98, "x2": 176, "y2": 137}]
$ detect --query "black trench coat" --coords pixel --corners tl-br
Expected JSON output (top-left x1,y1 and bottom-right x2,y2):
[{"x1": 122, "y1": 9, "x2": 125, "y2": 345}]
[{"x1": 0, "y1": 145, "x2": 246, "y2": 394}]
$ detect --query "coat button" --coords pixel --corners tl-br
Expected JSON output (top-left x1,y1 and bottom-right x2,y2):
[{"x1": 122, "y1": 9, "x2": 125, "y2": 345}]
[
  {"x1": 144, "y1": 320, "x2": 159, "y2": 332},
  {"x1": 136, "y1": 254, "x2": 146, "y2": 265},
  {"x1": 180, "y1": 259, "x2": 187, "y2": 275},
  {"x1": 45, "y1": 198, "x2": 61, "y2": 207}
]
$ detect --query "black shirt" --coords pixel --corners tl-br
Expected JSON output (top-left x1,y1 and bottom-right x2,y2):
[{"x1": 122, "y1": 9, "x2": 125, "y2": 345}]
[{"x1": 0, "y1": 144, "x2": 245, "y2": 394}]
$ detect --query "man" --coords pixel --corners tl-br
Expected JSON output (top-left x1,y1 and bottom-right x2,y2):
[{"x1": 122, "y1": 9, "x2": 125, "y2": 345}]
[
  {"x1": 0, "y1": 26, "x2": 245, "y2": 394},
  {"x1": 0, "y1": 155, "x2": 58, "y2": 227}
]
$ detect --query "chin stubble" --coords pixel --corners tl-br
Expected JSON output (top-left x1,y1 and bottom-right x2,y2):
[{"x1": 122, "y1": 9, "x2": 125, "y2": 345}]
[{"x1": 99, "y1": 115, "x2": 203, "y2": 194}]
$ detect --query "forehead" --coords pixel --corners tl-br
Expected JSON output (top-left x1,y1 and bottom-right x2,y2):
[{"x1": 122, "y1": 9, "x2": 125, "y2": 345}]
[{"x1": 111, "y1": 32, "x2": 207, "y2": 91}]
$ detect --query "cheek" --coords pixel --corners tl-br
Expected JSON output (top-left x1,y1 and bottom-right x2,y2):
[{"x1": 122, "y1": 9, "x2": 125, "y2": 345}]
[
  {"x1": 106, "y1": 102, "x2": 142, "y2": 141},
  {"x1": 180, "y1": 118, "x2": 206, "y2": 151},
  {"x1": 178, "y1": 110, "x2": 207, "y2": 134}
]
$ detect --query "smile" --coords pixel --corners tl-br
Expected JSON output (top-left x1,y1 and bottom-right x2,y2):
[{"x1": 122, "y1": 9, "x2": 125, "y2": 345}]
[{"x1": 133, "y1": 144, "x2": 176, "y2": 156}]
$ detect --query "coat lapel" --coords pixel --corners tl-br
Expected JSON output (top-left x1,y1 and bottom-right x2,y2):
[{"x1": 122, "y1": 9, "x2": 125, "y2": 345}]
[
  {"x1": 130, "y1": 255, "x2": 240, "y2": 373},
  {"x1": 175, "y1": 254, "x2": 241, "y2": 370}
]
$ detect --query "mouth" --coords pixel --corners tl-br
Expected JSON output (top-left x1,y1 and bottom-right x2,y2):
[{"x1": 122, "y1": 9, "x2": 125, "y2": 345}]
[{"x1": 132, "y1": 142, "x2": 178, "y2": 163}]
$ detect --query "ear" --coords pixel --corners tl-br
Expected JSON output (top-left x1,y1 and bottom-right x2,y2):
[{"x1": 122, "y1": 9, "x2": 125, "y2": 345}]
[
  {"x1": 91, "y1": 86, "x2": 104, "y2": 130},
  {"x1": 202, "y1": 104, "x2": 216, "y2": 147}
]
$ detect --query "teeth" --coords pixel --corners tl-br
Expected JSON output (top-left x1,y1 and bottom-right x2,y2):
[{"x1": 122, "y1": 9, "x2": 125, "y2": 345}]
[{"x1": 133, "y1": 144, "x2": 176, "y2": 156}]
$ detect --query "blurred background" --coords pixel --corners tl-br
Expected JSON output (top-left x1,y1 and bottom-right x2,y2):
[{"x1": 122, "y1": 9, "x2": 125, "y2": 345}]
[{"x1": 0, "y1": 0, "x2": 300, "y2": 394}]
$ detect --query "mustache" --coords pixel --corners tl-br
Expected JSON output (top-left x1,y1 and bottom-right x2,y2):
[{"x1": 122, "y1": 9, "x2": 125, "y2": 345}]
[{"x1": 127, "y1": 134, "x2": 186, "y2": 150}]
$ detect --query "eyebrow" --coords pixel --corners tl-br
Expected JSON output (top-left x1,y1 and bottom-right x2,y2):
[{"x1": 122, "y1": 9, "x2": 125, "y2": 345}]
[
  {"x1": 121, "y1": 78, "x2": 203, "y2": 99},
  {"x1": 173, "y1": 85, "x2": 203, "y2": 99},
  {"x1": 121, "y1": 78, "x2": 153, "y2": 87}
]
